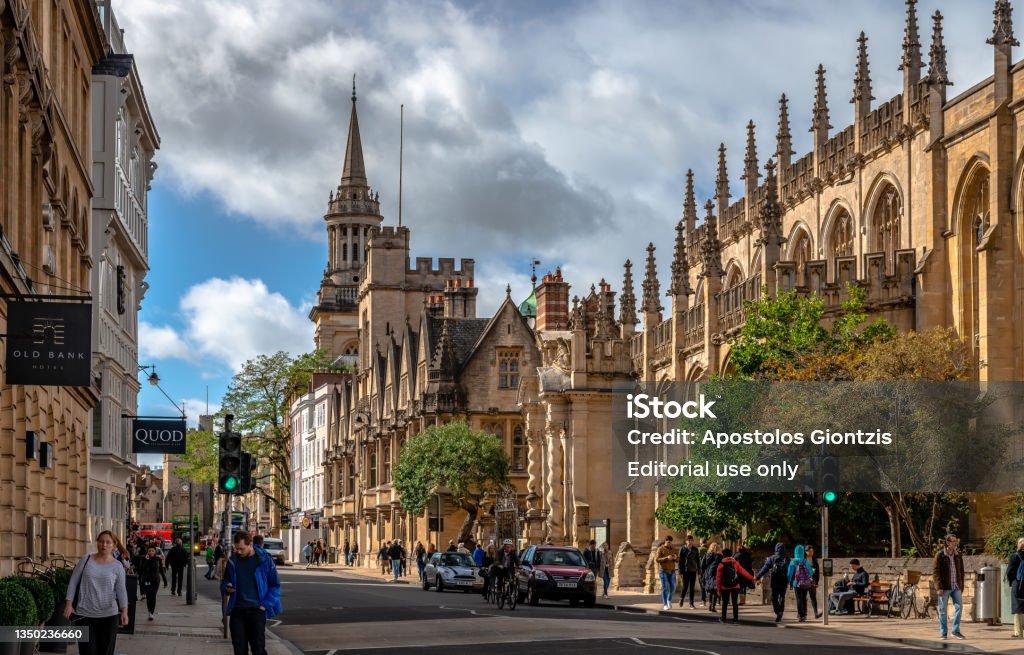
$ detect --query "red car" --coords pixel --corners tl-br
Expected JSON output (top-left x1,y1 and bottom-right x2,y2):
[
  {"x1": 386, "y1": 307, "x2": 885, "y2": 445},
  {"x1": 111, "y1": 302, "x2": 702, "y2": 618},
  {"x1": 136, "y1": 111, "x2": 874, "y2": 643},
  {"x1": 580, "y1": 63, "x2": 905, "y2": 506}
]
[{"x1": 516, "y1": 545, "x2": 597, "y2": 607}]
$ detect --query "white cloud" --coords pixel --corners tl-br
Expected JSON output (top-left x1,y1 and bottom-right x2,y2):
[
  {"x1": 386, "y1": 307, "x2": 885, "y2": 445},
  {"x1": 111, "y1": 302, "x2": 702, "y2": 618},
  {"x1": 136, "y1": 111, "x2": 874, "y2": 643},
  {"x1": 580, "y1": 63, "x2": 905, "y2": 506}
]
[
  {"x1": 137, "y1": 277, "x2": 313, "y2": 373},
  {"x1": 181, "y1": 398, "x2": 223, "y2": 429},
  {"x1": 139, "y1": 322, "x2": 192, "y2": 361},
  {"x1": 116, "y1": 0, "x2": 1002, "y2": 303}
]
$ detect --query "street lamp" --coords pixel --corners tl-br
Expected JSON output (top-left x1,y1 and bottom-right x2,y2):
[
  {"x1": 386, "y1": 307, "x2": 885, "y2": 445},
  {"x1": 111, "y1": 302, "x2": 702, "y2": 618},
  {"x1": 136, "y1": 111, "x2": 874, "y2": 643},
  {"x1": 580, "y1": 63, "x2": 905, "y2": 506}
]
[
  {"x1": 138, "y1": 364, "x2": 186, "y2": 418},
  {"x1": 181, "y1": 482, "x2": 195, "y2": 606}
]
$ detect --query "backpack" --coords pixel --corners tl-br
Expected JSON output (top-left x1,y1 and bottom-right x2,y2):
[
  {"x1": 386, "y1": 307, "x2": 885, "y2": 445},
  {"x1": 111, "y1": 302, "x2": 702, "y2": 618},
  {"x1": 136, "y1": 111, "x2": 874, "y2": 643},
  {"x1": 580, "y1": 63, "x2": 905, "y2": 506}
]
[
  {"x1": 770, "y1": 556, "x2": 789, "y2": 588},
  {"x1": 719, "y1": 562, "x2": 737, "y2": 588},
  {"x1": 794, "y1": 560, "x2": 813, "y2": 589},
  {"x1": 1016, "y1": 558, "x2": 1024, "y2": 582}
]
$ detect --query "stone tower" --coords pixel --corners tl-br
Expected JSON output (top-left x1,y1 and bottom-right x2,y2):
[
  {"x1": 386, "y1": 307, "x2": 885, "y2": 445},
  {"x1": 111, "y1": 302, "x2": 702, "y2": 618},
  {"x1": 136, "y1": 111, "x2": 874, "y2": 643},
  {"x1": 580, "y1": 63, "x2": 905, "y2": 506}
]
[{"x1": 311, "y1": 77, "x2": 383, "y2": 361}]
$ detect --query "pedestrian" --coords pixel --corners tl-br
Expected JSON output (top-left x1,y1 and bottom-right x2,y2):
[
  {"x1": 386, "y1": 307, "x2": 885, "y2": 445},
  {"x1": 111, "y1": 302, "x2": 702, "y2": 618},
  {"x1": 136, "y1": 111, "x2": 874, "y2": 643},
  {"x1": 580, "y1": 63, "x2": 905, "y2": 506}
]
[
  {"x1": 804, "y1": 545, "x2": 822, "y2": 619},
  {"x1": 755, "y1": 542, "x2": 790, "y2": 624},
  {"x1": 378, "y1": 541, "x2": 390, "y2": 575},
  {"x1": 387, "y1": 539, "x2": 404, "y2": 582},
  {"x1": 221, "y1": 530, "x2": 282, "y2": 655},
  {"x1": 655, "y1": 535, "x2": 678, "y2": 611},
  {"x1": 481, "y1": 544, "x2": 496, "y2": 597},
  {"x1": 343, "y1": 540, "x2": 350, "y2": 567},
  {"x1": 205, "y1": 541, "x2": 217, "y2": 579},
  {"x1": 697, "y1": 537, "x2": 709, "y2": 606},
  {"x1": 137, "y1": 545, "x2": 164, "y2": 621},
  {"x1": 63, "y1": 531, "x2": 129, "y2": 655},
  {"x1": 399, "y1": 540, "x2": 408, "y2": 576},
  {"x1": 303, "y1": 542, "x2": 313, "y2": 569},
  {"x1": 787, "y1": 545, "x2": 816, "y2": 622},
  {"x1": 350, "y1": 541, "x2": 359, "y2": 567},
  {"x1": 1006, "y1": 537, "x2": 1024, "y2": 638},
  {"x1": 415, "y1": 541, "x2": 427, "y2": 581},
  {"x1": 446, "y1": 539, "x2": 457, "y2": 552},
  {"x1": 677, "y1": 535, "x2": 700, "y2": 609},
  {"x1": 214, "y1": 540, "x2": 226, "y2": 578},
  {"x1": 829, "y1": 559, "x2": 869, "y2": 615},
  {"x1": 583, "y1": 539, "x2": 599, "y2": 575},
  {"x1": 457, "y1": 542, "x2": 469, "y2": 554},
  {"x1": 313, "y1": 541, "x2": 323, "y2": 567},
  {"x1": 166, "y1": 539, "x2": 189, "y2": 597},
  {"x1": 716, "y1": 547, "x2": 756, "y2": 624},
  {"x1": 934, "y1": 533, "x2": 966, "y2": 641},
  {"x1": 701, "y1": 543, "x2": 722, "y2": 613},
  {"x1": 472, "y1": 542, "x2": 485, "y2": 567},
  {"x1": 735, "y1": 542, "x2": 753, "y2": 605},
  {"x1": 598, "y1": 542, "x2": 612, "y2": 598}
]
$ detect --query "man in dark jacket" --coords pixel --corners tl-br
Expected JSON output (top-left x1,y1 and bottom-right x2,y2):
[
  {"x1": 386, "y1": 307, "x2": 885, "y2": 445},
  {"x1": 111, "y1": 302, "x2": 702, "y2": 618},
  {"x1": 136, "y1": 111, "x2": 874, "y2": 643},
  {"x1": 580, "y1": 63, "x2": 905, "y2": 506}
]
[
  {"x1": 221, "y1": 530, "x2": 281, "y2": 655},
  {"x1": 755, "y1": 542, "x2": 790, "y2": 623},
  {"x1": 387, "y1": 540, "x2": 404, "y2": 581},
  {"x1": 1007, "y1": 537, "x2": 1024, "y2": 638},
  {"x1": 583, "y1": 540, "x2": 599, "y2": 574},
  {"x1": 829, "y1": 559, "x2": 868, "y2": 614},
  {"x1": 165, "y1": 539, "x2": 190, "y2": 597},
  {"x1": 677, "y1": 535, "x2": 701, "y2": 609},
  {"x1": 934, "y1": 534, "x2": 966, "y2": 641}
]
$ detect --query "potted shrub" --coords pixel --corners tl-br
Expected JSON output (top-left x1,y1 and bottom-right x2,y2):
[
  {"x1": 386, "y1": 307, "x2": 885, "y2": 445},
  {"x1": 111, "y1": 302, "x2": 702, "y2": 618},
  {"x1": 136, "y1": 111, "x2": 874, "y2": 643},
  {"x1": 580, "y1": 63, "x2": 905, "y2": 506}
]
[
  {"x1": 0, "y1": 579, "x2": 39, "y2": 655},
  {"x1": 8, "y1": 577, "x2": 53, "y2": 655},
  {"x1": 40, "y1": 568, "x2": 74, "y2": 653}
]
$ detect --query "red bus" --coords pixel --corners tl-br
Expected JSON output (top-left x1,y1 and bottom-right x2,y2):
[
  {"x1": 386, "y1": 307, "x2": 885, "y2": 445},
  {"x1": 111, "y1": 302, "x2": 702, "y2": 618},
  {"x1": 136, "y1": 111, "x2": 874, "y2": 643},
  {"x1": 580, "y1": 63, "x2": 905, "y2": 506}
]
[{"x1": 135, "y1": 522, "x2": 172, "y2": 543}]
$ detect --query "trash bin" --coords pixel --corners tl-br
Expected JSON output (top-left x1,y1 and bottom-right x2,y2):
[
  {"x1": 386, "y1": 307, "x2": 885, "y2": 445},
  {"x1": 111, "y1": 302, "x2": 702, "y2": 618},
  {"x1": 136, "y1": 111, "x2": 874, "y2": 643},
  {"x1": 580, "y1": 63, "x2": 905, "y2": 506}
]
[{"x1": 975, "y1": 566, "x2": 1000, "y2": 624}]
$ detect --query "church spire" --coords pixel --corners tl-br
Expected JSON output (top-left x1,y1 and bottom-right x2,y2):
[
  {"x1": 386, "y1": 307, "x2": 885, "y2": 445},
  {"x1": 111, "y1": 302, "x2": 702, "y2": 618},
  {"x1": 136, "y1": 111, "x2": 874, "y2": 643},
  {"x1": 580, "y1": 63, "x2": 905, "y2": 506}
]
[
  {"x1": 742, "y1": 120, "x2": 759, "y2": 191},
  {"x1": 811, "y1": 64, "x2": 831, "y2": 144},
  {"x1": 777, "y1": 94, "x2": 793, "y2": 169},
  {"x1": 641, "y1": 243, "x2": 662, "y2": 315},
  {"x1": 900, "y1": 0, "x2": 923, "y2": 78},
  {"x1": 988, "y1": 0, "x2": 1020, "y2": 47},
  {"x1": 700, "y1": 200, "x2": 724, "y2": 279},
  {"x1": 620, "y1": 260, "x2": 638, "y2": 327},
  {"x1": 927, "y1": 11, "x2": 951, "y2": 87},
  {"x1": 852, "y1": 32, "x2": 874, "y2": 110},
  {"x1": 715, "y1": 143, "x2": 730, "y2": 211},
  {"x1": 684, "y1": 169, "x2": 697, "y2": 235},
  {"x1": 341, "y1": 74, "x2": 368, "y2": 188},
  {"x1": 669, "y1": 220, "x2": 692, "y2": 300}
]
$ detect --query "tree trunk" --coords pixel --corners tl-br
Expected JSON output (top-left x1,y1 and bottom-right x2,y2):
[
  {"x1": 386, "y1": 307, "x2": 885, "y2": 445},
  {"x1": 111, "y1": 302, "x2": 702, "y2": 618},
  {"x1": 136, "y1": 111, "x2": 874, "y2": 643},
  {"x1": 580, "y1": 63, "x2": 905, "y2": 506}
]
[
  {"x1": 873, "y1": 493, "x2": 900, "y2": 557},
  {"x1": 457, "y1": 501, "x2": 479, "y2": 548}
]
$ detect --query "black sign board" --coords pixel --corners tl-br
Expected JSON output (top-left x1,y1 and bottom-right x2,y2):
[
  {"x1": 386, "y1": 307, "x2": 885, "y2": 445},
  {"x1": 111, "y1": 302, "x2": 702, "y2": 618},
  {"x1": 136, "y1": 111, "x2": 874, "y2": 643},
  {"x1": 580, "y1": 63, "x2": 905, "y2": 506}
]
[
  {"x1": 822, "y1": 558, "x2": 834, "y2": 577},
  {"x1": 5, "y1": 301, "x2": 92, "y2": 386},
  {"x1": 132, "y1": 418, "x2": 187, "y2": 454}
]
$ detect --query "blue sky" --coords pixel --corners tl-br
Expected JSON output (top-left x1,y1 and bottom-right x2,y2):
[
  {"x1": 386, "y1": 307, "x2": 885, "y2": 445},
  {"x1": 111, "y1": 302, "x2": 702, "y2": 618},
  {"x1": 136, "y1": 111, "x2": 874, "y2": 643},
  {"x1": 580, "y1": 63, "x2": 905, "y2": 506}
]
[{"x1": 126, "y1": 0, "x2": 1003, "y2": 464}]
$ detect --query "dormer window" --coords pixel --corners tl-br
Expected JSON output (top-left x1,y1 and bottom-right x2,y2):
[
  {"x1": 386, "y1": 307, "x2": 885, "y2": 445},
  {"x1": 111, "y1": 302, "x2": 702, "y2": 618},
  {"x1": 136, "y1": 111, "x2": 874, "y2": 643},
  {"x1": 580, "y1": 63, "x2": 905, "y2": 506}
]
[{"x1": 497, "y1": 348, "x2": 521, "y2": 389}]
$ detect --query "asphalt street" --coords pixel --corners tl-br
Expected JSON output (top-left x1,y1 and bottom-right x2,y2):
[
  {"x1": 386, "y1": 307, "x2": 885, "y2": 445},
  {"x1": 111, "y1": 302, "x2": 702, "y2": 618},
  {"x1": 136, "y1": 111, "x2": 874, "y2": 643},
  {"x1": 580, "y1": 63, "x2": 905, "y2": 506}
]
[{"x1": 196, "y1": 567, "x2": 947, "y2": 654}]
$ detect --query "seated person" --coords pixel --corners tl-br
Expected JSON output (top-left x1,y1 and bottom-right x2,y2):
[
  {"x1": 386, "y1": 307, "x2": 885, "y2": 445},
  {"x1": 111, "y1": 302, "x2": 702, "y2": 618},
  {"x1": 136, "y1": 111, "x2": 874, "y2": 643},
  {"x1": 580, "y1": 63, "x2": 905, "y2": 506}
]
[{"x1": 829, "y1": 559, "x2": 870, "y2": 614}]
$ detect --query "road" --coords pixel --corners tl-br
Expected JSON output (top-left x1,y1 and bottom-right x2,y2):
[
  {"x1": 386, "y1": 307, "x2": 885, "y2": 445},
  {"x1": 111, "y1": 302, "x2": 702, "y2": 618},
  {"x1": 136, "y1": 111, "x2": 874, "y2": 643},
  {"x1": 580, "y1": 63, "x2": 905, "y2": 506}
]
[{"x1": 196, "y1": 566, "x2": 942, "y2": 654}]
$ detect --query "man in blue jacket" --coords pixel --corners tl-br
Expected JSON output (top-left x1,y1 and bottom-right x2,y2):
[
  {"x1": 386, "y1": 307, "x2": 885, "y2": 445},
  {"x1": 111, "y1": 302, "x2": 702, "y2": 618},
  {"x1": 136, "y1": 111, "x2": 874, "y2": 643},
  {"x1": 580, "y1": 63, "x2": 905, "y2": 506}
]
[{"x1": 221, "y1": 530, "x2": 282, "y2": 655}]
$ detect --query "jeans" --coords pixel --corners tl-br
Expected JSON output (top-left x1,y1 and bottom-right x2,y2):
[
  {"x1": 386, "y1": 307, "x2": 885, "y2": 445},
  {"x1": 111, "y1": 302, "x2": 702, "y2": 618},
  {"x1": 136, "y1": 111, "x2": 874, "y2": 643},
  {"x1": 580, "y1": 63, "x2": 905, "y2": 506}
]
[
  {"x1": 171, "y1": 566, "x2": 185, "y2": 595},
  {"x1": 659, "y1": 571, "x2": 676, "y2": 606},
  {"x1": 770, "y1": 587, "x2": 786, "y2": 619},
  {"x1": 229, "y1": 607, "x2": 267, "y2": 655},
  {"x1": 206, "y1": 562, "x2": 216, "y2": 579},
  {"x1": 417, "y1": 562, "x2": 426, "y2": 581},
  {"x1": 720, "y1": 588, "x2": 739, "y2": 621},
  {"x1": 937, "y1": 588, "x2": 963, "y2": 637},
  {"x1": 76, "y1": 614, "x2": 119, "y2": 655},
  {"x1": 795, "y1": 586, "x2": 809, "y2": 619},
  {"x1": 679, "y1": 571, "x2": 697, "y2": 605},
  {"x1": 603, "y1": 568, "x2": 611, "y2": 596},
  {"x1": 392, "y1": 559, "x2": 401, "y2": 580}
]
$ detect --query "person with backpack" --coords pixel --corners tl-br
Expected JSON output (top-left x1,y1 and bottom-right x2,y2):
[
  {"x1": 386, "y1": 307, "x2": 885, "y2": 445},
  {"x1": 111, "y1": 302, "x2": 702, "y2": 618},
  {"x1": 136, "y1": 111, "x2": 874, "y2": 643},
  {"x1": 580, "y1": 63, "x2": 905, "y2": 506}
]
[
  {"x1": 716, "y1": 547, "x2": 756, "y2": 624},
  {"x1": 701, "y1": 543, "x2": 722, "y2": 613},
  {"x1": 787, "y1": 545, "x2": 816, "y2": 622},
  {"x1": 350, "y1": 541, "x2": 359, "y2": 566},
  {"x1": 755, "y1": 542, "x2": 790, "y2": 624},
  {"x1": 804, "y1": 545, "x2": 823, "y2": 619},
  {"x1": 1007, "y1": 536, "x2": 1024, "y2": 638},
  {"x1": 313, "y1": 541, "x2": 324, "y2": 567},
  {"x1": 677, "y1": 535, "x2": 700, "y2": 609}
]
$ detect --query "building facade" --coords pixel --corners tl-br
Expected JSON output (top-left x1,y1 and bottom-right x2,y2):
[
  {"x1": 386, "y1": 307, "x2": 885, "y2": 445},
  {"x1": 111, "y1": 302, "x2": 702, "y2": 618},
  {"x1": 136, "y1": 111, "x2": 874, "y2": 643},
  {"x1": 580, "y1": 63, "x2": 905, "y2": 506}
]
[
  {"x1": 131, "y1": 465, "x2": 162, "y2": 524},
  {"x1": 87, "y1": 0, "x2": 158, "y2": 546},
  {"x1": 0, "y1": 0, "x2": 107, "y2": 573}
]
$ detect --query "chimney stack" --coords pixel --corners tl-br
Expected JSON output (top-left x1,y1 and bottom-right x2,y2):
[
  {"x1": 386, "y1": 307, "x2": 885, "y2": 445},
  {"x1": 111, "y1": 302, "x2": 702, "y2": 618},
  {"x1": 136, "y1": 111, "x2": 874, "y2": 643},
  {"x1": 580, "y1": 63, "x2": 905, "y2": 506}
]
[{"x1": 535, "y1": 268, "x2": 570, "y2": 332}]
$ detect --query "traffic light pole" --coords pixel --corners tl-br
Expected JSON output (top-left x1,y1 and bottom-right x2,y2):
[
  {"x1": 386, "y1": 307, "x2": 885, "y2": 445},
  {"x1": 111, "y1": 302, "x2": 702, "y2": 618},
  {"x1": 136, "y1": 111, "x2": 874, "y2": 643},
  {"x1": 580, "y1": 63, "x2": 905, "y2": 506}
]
[
  {"x1": 822, "y1": 504, "x2": 829, "y2": 626},
  {"x1": 187, "y1": 482, "x2": 194, "y2": 605}
]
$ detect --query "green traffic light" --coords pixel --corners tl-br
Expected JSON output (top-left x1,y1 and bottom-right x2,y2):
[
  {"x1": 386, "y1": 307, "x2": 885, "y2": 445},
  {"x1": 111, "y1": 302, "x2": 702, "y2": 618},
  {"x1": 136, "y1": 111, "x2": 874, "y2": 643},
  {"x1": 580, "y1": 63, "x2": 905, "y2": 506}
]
[
  {"x1": 823, "y1": 490, "x2": 837, "y2": 504},
  {"x1": 224, "y1": 476, "x2": 239, "y2": 491}
]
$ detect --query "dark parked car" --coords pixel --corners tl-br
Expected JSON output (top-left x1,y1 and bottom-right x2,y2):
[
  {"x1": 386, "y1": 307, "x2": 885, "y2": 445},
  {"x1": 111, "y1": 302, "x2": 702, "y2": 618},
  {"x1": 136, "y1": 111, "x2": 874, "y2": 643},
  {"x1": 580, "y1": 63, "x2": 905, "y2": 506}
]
[{"x1": 516, "y1": 545, "x2": 596, "y2": 607}]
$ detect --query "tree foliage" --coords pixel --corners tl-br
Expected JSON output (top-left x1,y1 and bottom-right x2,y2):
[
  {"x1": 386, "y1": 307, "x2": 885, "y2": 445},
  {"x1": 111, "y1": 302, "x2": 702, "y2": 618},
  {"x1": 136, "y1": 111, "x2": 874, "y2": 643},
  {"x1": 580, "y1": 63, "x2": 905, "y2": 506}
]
[
  {"x1": 176, "y1": 428, "x2": 217, "y2": 485},
  {"x1": 393, "y1": 420, "x2": 509, "y2": 545},
  {"x1": 986, "y1": 493, "x2": 1024, "y2": 558}
]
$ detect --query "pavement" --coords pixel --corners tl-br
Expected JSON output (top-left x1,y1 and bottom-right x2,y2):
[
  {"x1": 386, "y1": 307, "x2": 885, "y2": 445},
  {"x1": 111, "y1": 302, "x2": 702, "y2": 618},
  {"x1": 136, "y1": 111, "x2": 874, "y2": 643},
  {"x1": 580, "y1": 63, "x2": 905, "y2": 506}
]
[{"x1": 103, "y1": 561, "x2": 1024, "y2": 654}]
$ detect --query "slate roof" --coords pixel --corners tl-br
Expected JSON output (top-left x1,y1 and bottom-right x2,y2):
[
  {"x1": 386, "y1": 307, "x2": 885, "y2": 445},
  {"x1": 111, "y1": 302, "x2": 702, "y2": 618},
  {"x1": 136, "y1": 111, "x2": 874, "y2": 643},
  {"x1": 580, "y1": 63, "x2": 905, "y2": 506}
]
[{"x1": 427, "y1": 316, "x2": 490, "y2": 370}]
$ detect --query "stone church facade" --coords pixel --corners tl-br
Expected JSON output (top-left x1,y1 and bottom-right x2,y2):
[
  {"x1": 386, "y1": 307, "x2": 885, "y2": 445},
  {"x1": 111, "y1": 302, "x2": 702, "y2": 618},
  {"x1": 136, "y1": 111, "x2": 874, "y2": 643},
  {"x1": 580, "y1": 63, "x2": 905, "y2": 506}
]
[{"x1": 308, "y1": 0, "x2": 1024, "y2": 578}]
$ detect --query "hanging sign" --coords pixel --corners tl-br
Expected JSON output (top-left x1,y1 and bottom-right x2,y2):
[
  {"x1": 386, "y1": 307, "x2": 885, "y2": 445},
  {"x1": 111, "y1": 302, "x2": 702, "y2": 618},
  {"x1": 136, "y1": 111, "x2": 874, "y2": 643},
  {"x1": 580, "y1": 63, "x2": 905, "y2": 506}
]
[
  {"x1": 5, "y1": 301, "x2": 92, "y2": 386},
  {"x1": 132, "y1": 418, "x2": 187, "y2": 454}
]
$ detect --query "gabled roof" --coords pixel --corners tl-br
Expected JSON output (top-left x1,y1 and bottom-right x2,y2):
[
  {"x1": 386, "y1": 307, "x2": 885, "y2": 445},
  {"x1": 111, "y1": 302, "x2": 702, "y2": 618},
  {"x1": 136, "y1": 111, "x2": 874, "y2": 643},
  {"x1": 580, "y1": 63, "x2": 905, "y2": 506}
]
[{"x1": 458, "y1": 294, "x2": 536, "y2": 374}]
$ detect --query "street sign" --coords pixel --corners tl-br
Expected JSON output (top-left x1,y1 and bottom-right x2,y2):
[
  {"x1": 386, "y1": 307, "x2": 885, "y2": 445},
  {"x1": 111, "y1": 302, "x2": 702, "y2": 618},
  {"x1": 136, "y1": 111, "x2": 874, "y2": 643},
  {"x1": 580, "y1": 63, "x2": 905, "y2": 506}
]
[
  {"x1": 823, "y1": 558, "x2": 833, "y2": 577},
  {"x1": 132, "y1": 418, "x2": 187, "y2": 454}
]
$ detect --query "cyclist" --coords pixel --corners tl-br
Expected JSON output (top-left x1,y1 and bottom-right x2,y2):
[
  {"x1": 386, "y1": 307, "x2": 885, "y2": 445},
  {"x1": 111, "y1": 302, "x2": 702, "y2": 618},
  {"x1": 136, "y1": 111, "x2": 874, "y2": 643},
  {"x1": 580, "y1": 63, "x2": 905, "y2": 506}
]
[{"x1": 491, "y1": 539, "x2": 520, "y2": 599}]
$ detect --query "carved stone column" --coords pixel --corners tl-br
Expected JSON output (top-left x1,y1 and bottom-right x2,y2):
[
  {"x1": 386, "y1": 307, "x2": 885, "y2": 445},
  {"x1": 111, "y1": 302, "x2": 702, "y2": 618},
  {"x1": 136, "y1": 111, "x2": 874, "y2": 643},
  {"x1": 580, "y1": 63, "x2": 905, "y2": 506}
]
[{"x1": 544, "y1": 422, "x2": 565, "y2": 543}]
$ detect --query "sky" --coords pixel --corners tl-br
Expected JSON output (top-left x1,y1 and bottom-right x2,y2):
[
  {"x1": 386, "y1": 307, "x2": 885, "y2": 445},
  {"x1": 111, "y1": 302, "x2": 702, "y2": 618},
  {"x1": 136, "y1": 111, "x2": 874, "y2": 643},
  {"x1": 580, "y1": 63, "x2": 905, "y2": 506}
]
[{"x1": 124, "y1": 0, "x2": 1004, "y2": 464}]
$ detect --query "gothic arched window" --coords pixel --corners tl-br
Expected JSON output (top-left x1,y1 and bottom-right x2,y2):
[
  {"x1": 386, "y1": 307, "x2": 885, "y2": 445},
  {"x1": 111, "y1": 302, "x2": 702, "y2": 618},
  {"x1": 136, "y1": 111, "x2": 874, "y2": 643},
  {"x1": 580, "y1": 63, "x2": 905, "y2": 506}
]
[
  {"x1": 512, "y1": 424, "x2": 526, "y2": 472},
  {"x1": 870, "y1": 185, "x2": 901, "y2": 273},
  {"x1": 830, "y1": 209, "x2": 854, "y2": 259},
  {"x1": 791, "y1": 229, "x2": 812, "y2": 286}
]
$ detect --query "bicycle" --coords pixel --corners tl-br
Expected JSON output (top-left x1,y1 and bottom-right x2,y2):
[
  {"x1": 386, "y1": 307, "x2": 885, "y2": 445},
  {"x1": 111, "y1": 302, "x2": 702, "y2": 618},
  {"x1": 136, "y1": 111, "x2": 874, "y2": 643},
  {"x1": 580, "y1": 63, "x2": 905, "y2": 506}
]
[
  {"x1": 496, "y1": 568, "x2": 518, "y2": 610},
  {"x1": 16, "y1": 556, "x2": 56, "y2": 584},
  {"x1": 887, "y1": 569, "x2": 923, "y2": 619}
]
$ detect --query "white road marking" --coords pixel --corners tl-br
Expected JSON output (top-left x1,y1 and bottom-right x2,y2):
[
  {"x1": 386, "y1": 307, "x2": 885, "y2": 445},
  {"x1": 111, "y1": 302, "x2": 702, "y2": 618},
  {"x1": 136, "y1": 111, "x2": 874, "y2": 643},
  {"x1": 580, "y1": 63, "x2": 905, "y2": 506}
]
[{"x1": 629, "y1": 638, "x2": 722, "y2": 655}]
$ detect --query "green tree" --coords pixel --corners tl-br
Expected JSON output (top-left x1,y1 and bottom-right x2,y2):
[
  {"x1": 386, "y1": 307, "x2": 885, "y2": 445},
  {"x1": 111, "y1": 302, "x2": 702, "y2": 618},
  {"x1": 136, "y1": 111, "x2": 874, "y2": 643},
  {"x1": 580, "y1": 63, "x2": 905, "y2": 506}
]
[
  {"x1": 393, "y1": 420, "x2": 509, "y2": 545},
  {"x1": 176, "y1": 428, "x2": 217, "y2": 484},
  {"x1": 985, "y1": 493, "x2": 1024, "y2": 558}
]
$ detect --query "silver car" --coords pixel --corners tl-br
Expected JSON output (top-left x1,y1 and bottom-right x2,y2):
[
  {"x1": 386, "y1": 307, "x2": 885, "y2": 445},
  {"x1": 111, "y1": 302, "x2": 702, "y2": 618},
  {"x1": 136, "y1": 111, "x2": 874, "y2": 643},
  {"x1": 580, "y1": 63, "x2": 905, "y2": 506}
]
[
  {"x1": 422, "y1": 552, "x2": 483, "y2": 593},
  {"x1": 262, "y1": 538, "x2": 286, "y2": 564}
]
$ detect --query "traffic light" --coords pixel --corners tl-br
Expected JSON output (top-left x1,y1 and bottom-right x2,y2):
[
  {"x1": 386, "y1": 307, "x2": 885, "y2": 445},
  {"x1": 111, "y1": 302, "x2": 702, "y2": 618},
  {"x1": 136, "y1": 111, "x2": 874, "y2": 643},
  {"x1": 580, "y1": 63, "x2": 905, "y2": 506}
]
[
  {"x1": 820, "y1": 455, "x2": 839, "y2": 506},
  {"x1": 239, "y1": 451, "x2": 258, "y2": 494},
  {"x1": 218, "y1": 429, "x2": 242, "y2": 494}
]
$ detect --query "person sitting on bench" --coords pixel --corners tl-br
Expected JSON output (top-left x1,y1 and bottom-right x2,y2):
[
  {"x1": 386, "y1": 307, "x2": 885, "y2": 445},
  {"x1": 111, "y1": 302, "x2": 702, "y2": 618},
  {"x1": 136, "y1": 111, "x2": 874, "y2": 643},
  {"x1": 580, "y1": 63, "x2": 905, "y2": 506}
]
[{"x1": 830, "y1": 559, "x2": 869, "y2": 614}]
